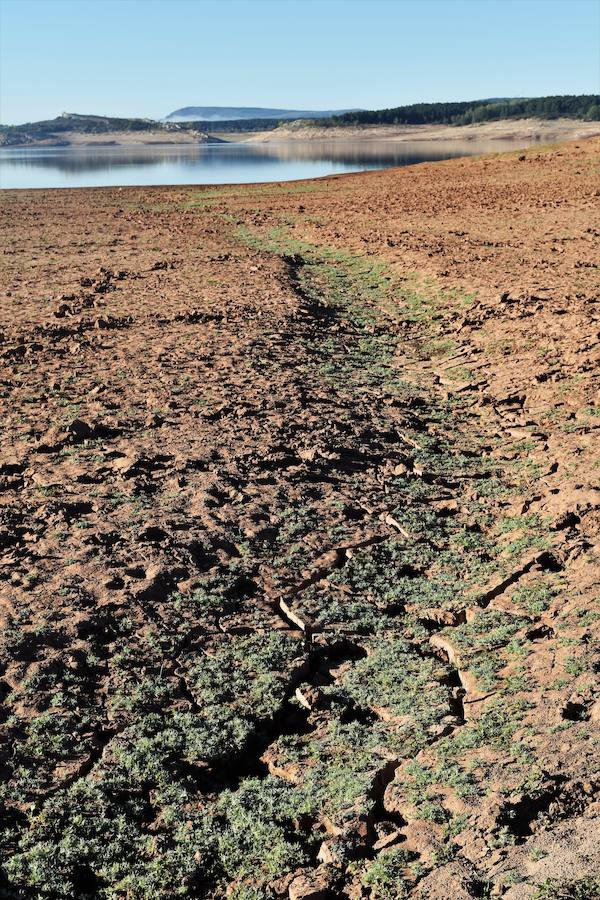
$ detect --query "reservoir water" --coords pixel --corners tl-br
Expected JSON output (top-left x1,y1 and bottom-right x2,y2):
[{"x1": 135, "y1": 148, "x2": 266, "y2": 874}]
[{"x1": 0, "y1": 138, "x2": 542, "y2": 189}]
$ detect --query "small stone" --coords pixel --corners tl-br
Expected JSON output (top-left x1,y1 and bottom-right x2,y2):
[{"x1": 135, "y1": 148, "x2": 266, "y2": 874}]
[
  {"x1": 317, "y1": 839, "x2": 337, "y2": 864},
  {"x1": 295, "y1": 686, "x2": 321, "y2": 710}
]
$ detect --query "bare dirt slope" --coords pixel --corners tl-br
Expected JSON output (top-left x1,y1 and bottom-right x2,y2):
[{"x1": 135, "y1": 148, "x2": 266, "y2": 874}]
[
  {"x1": 245, "y1": 117, "x2": 600, "y2": 143},
  {"x1": 54, "y1": 131, "x2": 220, "y2": 145},
  {"x1": 2, "y1": 130, "x2": 221, "y2": 147},
  {"x1": 0, "y1": 139, "x2": 599, "y2": 899}
]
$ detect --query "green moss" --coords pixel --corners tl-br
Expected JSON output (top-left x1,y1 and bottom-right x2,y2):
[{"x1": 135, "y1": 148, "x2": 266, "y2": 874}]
[
  {"x1": 213, "y1": 778, "x2": 312, "y2": 885},
  {"x1": 183, "y1": 631, "x2": 304, "y2": 719},
  {"x1": 512, "y1": 578, "x2": 561, "y2": 614},
  {"x1": 339, "y1": 638, "x2": 451, "y2": 734},
  {"x1": 533, "y1": 877, "x2": 600, "y2": 899},
  {"x1": 361, "y1": 848, "x2": 411, "y2": 899}
]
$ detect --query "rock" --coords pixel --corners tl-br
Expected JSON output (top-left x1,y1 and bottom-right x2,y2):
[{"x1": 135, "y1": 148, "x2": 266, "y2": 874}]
[
  {"x1": 430, "y1": 633, "x2": 458, "y2": 664},
  {"x1": 384, "y1": 512, "x2": 411, "y2": 539},
  {"x1": 112, "y1": 453, "x2": 139, "y2": 474},
  {"x1": 270, "y1": 872, "x2": 295, "y2": 896},
  {"x1": 317, "y1": 839, "x2": 337, "y2": 864},
  {"x1": 589, "y1": 698, "x2": 600, "y2": 722},
  {"x1": 419, "y1": 607, "x2": 461, "y2": 627},
  {"x1": 431, "y1": 498, "x2": 460, "y2": 516},
  {"x1": 288, "y1": 872, "x2": 329, "y2": 900},
  {"x1": 278, "y1": 598, "x2": 309, "y2": 633},
  {"x1": 373, "y1": 829, "x2": 404, "y2": 851},
  {"x1": 298, "y1": 447, "x2": 318, "y2": 461},
  {"x1": 295, "y1": 686, "x2": 321, "y2": 710},
  {"x1": 401, "y1": 819, "x2": 444, "y2": 859},
  {"x1": 35, "y1": 426, "x2": 66, "y2": 452}
]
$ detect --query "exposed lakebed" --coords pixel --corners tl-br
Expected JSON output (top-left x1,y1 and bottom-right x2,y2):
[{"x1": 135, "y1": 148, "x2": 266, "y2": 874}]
[
  {"x1": 2, "y1": 139, "x2": 599, "y2": 897},
  {"x1": 1, "y1": 136, "x2": 544, "y2": 188}
]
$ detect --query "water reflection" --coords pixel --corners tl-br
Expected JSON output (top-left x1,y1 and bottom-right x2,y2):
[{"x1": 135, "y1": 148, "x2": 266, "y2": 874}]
[{"x1": 0, "y1": 138, "x2": 540, "y2": 189}]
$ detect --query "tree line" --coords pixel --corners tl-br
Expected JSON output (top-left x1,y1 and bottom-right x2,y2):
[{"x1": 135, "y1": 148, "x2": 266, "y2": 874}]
[{"x1": 320, "y1": 95, "x2": 600, "y2": 127}]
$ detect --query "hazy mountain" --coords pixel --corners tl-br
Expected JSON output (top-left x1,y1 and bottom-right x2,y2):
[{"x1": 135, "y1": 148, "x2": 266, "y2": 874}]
[{"x1": 165, "y1": 106, "x2": 361, "y2": 122}]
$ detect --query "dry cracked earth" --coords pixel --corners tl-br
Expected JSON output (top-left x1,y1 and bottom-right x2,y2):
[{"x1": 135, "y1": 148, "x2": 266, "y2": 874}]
[{"x1": 0, "y1": 138, "x2": 599, "y2": 900}]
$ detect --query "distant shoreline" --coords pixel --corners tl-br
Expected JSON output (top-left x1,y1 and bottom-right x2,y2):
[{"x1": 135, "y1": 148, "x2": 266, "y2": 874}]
[
  {"x1": 242, "y1": 117, "x2": 600, "y2": 144},
  {"x1": 0, "y1": 130, "x2": 225, "y2": 148},
  {"x1": 3, "y1": 117, "x2": 599, "y2": 149}
]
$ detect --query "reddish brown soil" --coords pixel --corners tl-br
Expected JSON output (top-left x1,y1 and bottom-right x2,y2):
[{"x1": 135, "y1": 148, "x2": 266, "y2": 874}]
[{"x1": 0, "y1": 139, "x2": 599, "y2": 899}]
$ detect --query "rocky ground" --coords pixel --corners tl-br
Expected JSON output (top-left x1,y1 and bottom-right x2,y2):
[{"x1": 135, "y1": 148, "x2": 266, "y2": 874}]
[{"x1": 0, "y1": 138, "x2": 599, "y2": 899}]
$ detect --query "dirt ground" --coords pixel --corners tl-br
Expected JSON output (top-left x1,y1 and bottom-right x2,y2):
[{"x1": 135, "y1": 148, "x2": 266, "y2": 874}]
[{"x1": 0, "y1": 138, "x2": 599, "y2": 899}]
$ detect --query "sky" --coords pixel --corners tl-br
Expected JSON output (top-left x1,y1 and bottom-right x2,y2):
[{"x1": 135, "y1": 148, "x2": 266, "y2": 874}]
[{"x1": 1, "y1": 0, "x2": 599, "y2": 124}]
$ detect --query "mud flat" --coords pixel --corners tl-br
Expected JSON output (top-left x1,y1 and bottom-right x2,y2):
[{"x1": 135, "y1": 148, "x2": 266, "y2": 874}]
[{"x1": 0, "y1": 137, "x2": 599, "y2": 898}]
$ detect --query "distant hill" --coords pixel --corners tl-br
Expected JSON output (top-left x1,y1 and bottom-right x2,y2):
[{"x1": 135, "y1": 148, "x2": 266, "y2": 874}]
[
  {"x1": 165, "y1": 106, "x2": 360, "y2": 121},
  {"x1": 4, "y1": 97, "x2": 598, "y2": 147},
  {"x1": 0, "y1": 113, "x2": 218, "y2": 147}
]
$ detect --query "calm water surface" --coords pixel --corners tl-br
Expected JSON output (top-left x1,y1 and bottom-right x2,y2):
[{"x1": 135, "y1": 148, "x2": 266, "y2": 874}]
[{"x1": 0, "y1": 138, "x2": 540, "y2": 189}]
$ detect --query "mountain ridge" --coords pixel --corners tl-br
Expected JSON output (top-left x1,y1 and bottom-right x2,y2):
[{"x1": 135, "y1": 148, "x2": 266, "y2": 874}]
[{"x1": 165, "y1": 106, "x2": 361, "y2": 121}]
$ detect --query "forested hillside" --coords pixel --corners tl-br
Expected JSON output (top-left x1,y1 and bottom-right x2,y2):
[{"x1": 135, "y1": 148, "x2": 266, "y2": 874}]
[{"x1": 323, "y1": 95, "x2": 600, "y2": 126}]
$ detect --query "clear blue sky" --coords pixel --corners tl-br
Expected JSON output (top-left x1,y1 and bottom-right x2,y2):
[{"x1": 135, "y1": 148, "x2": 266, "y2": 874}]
[{"x1": 1, "y1": 0, "x2": 599, "y2": 124}]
